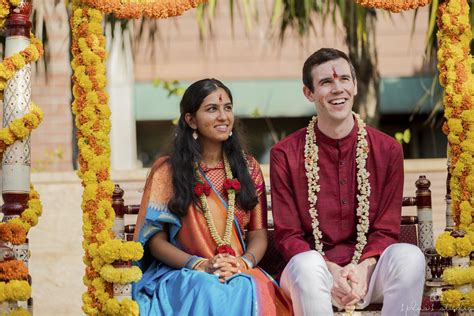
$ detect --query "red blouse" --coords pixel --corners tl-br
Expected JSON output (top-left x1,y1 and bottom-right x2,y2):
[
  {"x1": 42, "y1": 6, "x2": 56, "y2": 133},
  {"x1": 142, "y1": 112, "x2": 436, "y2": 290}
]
[
  {"x1": 199, "y1": 155, "x2": 267, "y2": 236},
  {"x1": 270, "y1": 122, "x2": 404, "y2": 266}
]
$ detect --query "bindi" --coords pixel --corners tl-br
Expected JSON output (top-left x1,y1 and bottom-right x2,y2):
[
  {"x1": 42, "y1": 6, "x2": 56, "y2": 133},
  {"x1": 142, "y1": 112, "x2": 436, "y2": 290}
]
[
  {"x1": 332, "y1": 66, "x2": 339, "y2": 79},
  {"x1": 218, "y1": 94, "x2": 223, "y2": 102}
]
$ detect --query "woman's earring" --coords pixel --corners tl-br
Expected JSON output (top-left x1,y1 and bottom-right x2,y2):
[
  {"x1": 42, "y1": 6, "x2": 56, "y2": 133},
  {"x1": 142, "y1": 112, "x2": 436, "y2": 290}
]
[
  {"x1": 192, "y1": 129, "x2": 198, "y2": 140},
  {"x1": 229, "y1": 131, "x2": 233, "y2": 137}
]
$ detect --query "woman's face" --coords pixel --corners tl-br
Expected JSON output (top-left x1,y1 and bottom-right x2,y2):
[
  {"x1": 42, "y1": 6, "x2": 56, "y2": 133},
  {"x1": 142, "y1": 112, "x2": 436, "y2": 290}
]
[{"x1": 186, "y1": 87, "x2": 234, "y2": 145}]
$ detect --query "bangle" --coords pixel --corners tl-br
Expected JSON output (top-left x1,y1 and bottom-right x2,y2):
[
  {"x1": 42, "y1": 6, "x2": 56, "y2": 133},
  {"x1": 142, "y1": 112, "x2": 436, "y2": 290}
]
[
  {"x1": 191, "y1": 258, "x2": 207, "y2": 270},
  {"x1": 243, "y1": 251, "x2": 257, "y2": 267},
  {"x1": 239, "y1": 255, "x2": 253, "y2": 269},
  {"x1": 184, "y1": 255, "x2": 204, "y2": 269}
]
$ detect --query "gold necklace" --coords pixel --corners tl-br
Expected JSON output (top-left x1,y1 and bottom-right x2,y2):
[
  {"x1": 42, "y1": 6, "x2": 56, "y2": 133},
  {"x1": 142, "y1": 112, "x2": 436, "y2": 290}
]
[{"x1": 194, "y1": 154, "x2": 239, "y2": 255}]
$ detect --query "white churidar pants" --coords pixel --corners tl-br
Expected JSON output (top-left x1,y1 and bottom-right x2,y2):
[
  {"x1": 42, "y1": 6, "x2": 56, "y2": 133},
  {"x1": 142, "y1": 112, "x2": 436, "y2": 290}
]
[{"x1": 280, "y1": 243, "x2": 425, "y2": 316}]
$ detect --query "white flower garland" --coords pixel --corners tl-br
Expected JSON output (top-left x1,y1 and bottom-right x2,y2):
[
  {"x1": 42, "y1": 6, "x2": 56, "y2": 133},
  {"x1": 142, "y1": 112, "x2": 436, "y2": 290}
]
[{"x1": 304, "y1": 112, "x2": 371, "y2": 264}]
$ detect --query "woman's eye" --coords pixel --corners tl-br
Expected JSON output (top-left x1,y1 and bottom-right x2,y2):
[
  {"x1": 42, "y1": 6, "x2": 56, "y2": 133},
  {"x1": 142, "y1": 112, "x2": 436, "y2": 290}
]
[
  {"x1": 225, "y1": 105, "x2": 233, "y2": 111},
  {"x1": 207, "y1": 107, "x2": 216, "y2": 112}
]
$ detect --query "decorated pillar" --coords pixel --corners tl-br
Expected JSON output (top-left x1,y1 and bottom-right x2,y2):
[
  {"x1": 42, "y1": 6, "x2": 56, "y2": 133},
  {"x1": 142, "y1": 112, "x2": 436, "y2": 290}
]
[
  {"x1": 112, "y1": 185, "x2": 125, "y2": 240},
  {"x1": 1, "y1": 0, "x2": 32, "y2": 222},
  {"x1": 415, "y1": 175, "x2": 433, "y2": 253},
  {"x1": 0, "y1": 2, "x2": 33, "y2": 314},
  {"x1": 445, "y1": 152, "x2": 455, "y2": 231}
]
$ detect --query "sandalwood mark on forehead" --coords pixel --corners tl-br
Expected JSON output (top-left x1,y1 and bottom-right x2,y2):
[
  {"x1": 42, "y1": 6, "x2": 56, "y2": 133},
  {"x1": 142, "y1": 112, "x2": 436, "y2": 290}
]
[{"x1": 332, "y1": 66, "x2": 338, "y2": 79}]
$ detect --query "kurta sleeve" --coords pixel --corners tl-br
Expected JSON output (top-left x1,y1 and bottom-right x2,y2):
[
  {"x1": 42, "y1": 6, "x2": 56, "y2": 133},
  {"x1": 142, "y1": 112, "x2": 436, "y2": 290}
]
[
  {"x1": 360, "y1": 142, "x2": 404, "y2": 261},
  {"x1": 247, "y1": 156, "x2": 268, "y2": 231},
  {"x1": 270, "y1": 147, "x2": 311, "y2": 262}
]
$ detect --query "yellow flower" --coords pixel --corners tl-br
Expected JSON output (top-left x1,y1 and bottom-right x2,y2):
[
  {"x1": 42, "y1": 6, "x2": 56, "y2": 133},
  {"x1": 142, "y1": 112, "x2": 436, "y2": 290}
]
[
  {"x1": 10, "y1": 54, "x2": 26, "y2": 69},
  {"x1": 0, "y1": 280, "x2": 31, "y2": 302},
  {"x1": 83, "y1": 184, "x2": 98, "y2": 202},
  {"x1": 100, "y1": 265, "x2": 142, "y2": 284},
  {"x1": 20, "y1": 209, "x2": 38, "y2": 226},
  {"x1": 8, "y1": 218, "x2": 30, "y2": 232},
  {"x1": 103, "y1": 298, "x2": 139, "y2": 316},
  {"x1": 120, "y1": 242, "x2": 144, "y2": 262},
  {"x1": 436, "y1": 232, "x2": 457, "y2": 257},
  {"x1": 4, "y1": 307, "x2": 30, "y2": 316},
  {"x1": 0, "y1": 128, "x2": 15, "y2": 145},
  {"x1": 464, "y1": 290, "x2": 474, "y2": 307},
  {"x1": 455, "y1": 236, "x2": 473, "y2": 256},
  {"x1": 441, "y1": 289, "x2": 462, "y2": 309},
  {"x1": 443, "y1": 266, "x2": 474, "y2": 285}
]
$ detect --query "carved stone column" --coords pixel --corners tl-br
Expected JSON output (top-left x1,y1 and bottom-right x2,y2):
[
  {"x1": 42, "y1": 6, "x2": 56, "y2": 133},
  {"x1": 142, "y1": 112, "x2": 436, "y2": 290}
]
[{"x1": 1, "y1": 0, "x2": 32, "y2": 222}]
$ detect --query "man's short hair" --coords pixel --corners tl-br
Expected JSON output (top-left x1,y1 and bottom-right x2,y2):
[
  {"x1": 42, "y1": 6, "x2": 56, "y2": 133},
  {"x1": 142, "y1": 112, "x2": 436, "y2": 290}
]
[{"x1": 302, "y1": 48, "x2": 356, "y2": 92}]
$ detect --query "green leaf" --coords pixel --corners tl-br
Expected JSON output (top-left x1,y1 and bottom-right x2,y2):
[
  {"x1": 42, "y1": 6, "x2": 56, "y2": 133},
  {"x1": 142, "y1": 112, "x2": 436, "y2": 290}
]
[{"x1": 402, "y1": 129, "x2": 411, "y2": 144}]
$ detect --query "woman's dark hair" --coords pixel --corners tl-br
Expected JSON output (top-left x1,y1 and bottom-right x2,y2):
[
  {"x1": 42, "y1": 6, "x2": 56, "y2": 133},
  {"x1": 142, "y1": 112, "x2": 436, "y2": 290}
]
[{"x1": 167, "y1": 78, "x2": 258, "y2": 217}]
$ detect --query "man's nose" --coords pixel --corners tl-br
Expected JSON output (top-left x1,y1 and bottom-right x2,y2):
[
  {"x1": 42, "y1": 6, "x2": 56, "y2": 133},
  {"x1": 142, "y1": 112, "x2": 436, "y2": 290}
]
[{"x1": 331, "y1": 80, "x2": 344, "y2": 93}]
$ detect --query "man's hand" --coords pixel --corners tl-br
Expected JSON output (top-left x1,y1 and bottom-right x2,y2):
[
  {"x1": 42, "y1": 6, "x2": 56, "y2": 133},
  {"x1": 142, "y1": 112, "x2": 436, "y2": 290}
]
[
  {"x1": 348, "y1": 257, "x2": 377, "y2": 299},
  {"x1": 326, "y1": 261, "x2": 361, "y2": 307}
]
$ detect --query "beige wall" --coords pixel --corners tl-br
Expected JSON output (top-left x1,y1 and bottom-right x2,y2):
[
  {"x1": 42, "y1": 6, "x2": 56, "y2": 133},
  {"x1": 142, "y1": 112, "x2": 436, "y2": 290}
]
[
  {"x1": 25, "y1": 2, "x2": 433, "y2": 172},
  {"x1": 133, "y1": 3, "x2": 431, "y2": 81}
]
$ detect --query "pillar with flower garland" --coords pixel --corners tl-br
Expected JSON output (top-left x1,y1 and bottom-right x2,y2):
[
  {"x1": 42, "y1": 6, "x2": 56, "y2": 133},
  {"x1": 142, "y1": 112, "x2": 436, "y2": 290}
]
[
  {"x1": 0, "y1": 0, "x2": 44, "y2": 315},
  {"x1": 70, "y1": 0, "x2": 205, "y2": 315},
  {"x1": 433, "y1": 0, "x2": 474, "y2": 311}
]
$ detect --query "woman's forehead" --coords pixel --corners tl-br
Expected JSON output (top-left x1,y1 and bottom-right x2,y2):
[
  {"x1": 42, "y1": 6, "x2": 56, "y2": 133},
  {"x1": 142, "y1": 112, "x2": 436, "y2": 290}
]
[{"x1": 202, "y1": 88, "x2": 231, "y2": 104}]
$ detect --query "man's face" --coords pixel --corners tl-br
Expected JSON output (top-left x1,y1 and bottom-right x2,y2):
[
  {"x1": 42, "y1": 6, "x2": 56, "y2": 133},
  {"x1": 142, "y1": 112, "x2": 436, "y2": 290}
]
[{"x1": 303, "y1": 58, "x2": 357, "y2": 125}]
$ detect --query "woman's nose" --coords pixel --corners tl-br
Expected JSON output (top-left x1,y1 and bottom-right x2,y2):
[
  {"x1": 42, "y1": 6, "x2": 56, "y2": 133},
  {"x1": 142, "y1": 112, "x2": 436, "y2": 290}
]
[{"x1": 217, "y1": 108, "x2": 228, "y2": 120}]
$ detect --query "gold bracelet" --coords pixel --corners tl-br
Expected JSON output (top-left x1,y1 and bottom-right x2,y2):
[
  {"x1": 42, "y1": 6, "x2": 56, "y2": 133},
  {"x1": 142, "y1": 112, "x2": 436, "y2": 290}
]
[
  {"x1": 191, "y1": 258, "x2": 207, "y2": 270},
  {"x1": 243, "y1": 251, "x2": 257, "y2": 267},
  {"x1": 238, "y1": 256, "x2": 251, "y2": 270}
]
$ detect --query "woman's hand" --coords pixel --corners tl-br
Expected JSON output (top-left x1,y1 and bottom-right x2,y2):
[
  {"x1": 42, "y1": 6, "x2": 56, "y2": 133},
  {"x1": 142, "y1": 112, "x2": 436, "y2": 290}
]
[{"x1": 196, "y1": 254, "x2": 242, "y2": 282}]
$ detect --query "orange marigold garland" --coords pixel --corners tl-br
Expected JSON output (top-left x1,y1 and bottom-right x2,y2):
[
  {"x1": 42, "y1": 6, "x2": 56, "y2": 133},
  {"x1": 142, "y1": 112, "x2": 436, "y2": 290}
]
[
  {"x1": 437, "y1": 0, "x2": 473, "y2": 231},
  {"x1": 71, "y1": 2, "x2": 145, "y2": 315},
  {"x1": 0, "y1": 223, "x2": 27, "y2": 245},
  {"x1": 354, "y1": 0, "x2": 431, "y2": 12},
  {"x1": 0, "y1": 33, "x2": 43, "y2": 97},
  {"x1": 0, "y1": 260, "x2": 28, "y2": 282},
  {"x1": 80, "y1": 0, "x2": 204, "y2": 19},
  {"x1": 435, "y1": 0, "x2": 474, "y2": 309},
  {"x1": 71, "y1": 1, "x2": 115, "y2": 314}
]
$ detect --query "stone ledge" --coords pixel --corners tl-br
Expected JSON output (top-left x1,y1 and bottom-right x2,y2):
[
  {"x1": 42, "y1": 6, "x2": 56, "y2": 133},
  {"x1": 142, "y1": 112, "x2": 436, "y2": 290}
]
[{"x1": 29, "y1": 158, "x2": 447, "y2": 184}]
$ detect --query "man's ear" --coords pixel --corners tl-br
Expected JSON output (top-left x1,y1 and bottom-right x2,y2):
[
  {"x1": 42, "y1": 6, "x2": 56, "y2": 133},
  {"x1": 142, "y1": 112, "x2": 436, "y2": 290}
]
[
  {"x1": 353, "y1": 78, "x2": 358, "y2": 96},
  {"x1": 184, "y1": 113, "x2": 196, "y2": 129},
  {"x1": 303, "y1": 86, "x2": 314, "y2": 102}
]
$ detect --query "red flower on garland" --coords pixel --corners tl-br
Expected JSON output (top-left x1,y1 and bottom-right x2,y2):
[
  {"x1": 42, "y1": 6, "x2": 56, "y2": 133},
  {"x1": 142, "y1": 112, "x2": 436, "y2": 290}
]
[
  {"x1": 194, "y1": 182, "x2": 211, "y2": 197},
  {"x1": 223, "y1": 179, "x2": 240, "y2": 191},
  {"x1": 216, "y1": 244, "x2": 236, "y2": 256}
]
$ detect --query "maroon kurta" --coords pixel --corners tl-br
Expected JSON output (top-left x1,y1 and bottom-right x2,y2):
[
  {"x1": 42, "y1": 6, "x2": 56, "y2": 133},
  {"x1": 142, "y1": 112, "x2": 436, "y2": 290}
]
[{"x1": 270, "y1": 121, "x2": 404, "y2": 266}]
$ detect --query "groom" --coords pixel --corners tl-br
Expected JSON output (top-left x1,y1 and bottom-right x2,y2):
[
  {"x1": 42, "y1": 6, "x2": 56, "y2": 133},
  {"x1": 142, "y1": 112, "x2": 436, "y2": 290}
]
[{"x1": 270, "y1": 48, "x2": 425, "y2": 315}]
